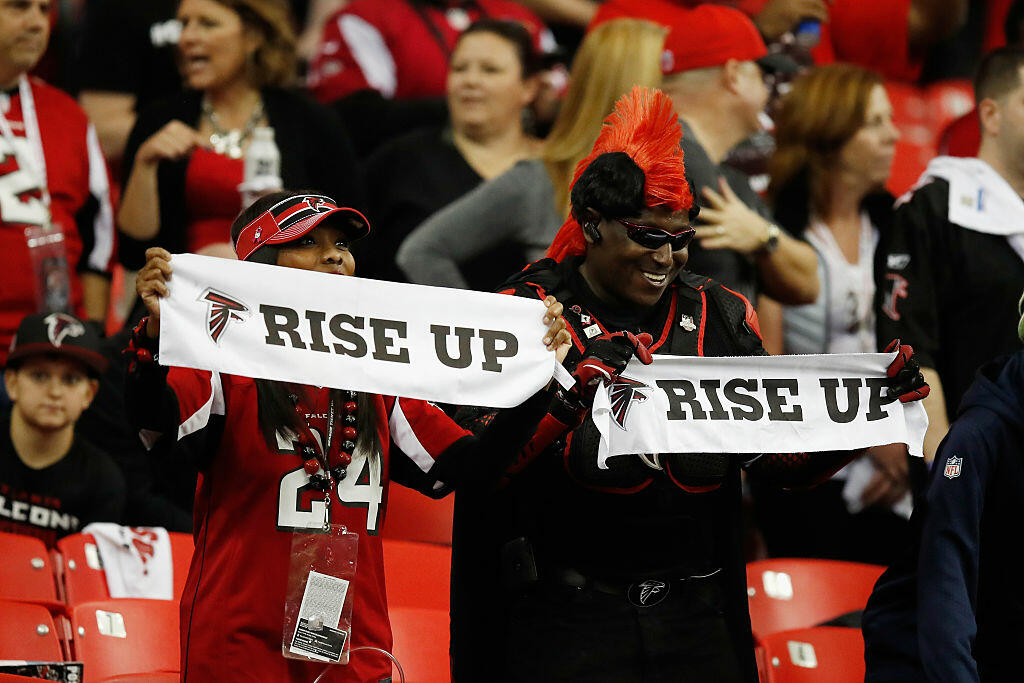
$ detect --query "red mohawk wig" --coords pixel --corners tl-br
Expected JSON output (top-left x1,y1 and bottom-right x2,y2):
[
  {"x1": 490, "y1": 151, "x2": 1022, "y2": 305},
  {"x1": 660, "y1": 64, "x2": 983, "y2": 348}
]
[{"x1": 546, "y1": 86, "x2": 692, "y2": 261}]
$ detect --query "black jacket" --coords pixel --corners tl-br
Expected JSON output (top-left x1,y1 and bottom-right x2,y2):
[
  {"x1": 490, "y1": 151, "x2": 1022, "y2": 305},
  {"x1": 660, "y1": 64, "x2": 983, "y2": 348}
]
[
  {"x1": 863, "y1": 351, "x2": 1024, "y2": 682},
  {"x1": 118, "y1": 88, "x2": 365, "y2": 269}
]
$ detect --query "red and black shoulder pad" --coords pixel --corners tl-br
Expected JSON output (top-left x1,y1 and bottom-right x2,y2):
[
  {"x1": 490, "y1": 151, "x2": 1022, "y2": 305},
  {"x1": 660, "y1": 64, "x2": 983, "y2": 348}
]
[{"x1": 497, "y1": 258, "x2": 566, "y2": 301}]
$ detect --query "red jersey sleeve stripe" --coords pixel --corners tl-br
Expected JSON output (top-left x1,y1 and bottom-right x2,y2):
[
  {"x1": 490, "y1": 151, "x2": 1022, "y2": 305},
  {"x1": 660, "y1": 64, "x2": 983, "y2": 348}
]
[
  {"x1": 389, "y1": 398, "x2": 471, "y2": 474},
  {"x1": 167, "y1": 368, "x2": 224, "y2": 441}
]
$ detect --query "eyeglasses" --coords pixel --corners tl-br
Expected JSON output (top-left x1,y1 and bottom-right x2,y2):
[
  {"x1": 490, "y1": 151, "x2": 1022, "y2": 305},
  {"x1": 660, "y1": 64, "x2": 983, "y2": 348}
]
[{"x1": 616, "y1": 218, "x2": 696, "y2": 251}]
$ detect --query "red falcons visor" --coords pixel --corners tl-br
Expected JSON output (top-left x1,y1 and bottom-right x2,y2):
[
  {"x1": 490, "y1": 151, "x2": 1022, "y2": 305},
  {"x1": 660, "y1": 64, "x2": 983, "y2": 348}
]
[{"x1": 234, "y1": 194, "x2": 370, "y2": 261}]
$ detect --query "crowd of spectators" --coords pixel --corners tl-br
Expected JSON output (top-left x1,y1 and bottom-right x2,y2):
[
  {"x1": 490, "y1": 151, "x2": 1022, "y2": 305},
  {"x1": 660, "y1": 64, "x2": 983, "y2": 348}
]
[{"x1": 2, "y1": 0, "x2": 1024, "y2": 678}]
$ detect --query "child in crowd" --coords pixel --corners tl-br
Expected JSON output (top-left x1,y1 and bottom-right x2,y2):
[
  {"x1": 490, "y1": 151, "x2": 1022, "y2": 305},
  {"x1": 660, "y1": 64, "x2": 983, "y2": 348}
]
[{"x1": 1, "y1": 312, "x2": 125, "y2": 545}]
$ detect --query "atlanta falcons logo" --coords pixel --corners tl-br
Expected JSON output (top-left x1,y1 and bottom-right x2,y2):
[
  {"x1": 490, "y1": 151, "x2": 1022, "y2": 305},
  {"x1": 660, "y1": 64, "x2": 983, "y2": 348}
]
[
  {"x1": 305, "y1": 196, "x2": 329, "y2": 212},
  {"x1": 609, "y1": 376, "x2": 650, "y2": 431},
  {"x1": 43, "y1": 312, "x2": 85, "y2": 347},
  {"x1": 199, "y1": 289, "x2": 249, "y2": 344}
]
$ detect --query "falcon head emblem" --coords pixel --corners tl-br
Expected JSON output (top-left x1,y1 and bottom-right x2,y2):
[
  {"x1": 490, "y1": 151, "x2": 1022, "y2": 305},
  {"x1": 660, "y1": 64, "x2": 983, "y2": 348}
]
[
  {"x1": 43, "y1": 312, "x2": 85, "y2": 347},
  {"x1": 609, "y1": 376, "x2": 649, "y2": 431},
  {"x1": 199, "y1": 288, "x2": 249, "y2": 344},
  {"x1": 305, "y1": 196, "x2": 329, "y2": 212}
]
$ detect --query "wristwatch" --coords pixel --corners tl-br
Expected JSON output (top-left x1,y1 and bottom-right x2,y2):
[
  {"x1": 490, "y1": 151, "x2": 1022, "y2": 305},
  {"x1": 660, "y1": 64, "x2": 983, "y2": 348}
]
[{"x1": 759, "y1": 223, "x2": 781, "y2": 254}]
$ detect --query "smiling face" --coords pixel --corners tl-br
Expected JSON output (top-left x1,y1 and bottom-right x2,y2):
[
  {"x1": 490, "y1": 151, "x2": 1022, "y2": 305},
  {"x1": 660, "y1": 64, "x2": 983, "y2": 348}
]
[
  {"x1": 835, "y1": 84, "x2": 899, "y2": 190},
  {"x1": 177, "y1": 0, "x2": 258, "y2": 92},
  {"x1": 579, "y1": 205, "x2": 691, "y2": 309},
  {"x1": 5, "y1": 356, "x2": 97, "y2": 433},
  {"x1": 447, "y1": 31, "x2": 535, "y2": 136},
  {"x1": 275, "y1": 221, "x2": 356, "y2": 276},
  {"x1": 0, "y1": 0, "x2": 49, "y2": 82}
]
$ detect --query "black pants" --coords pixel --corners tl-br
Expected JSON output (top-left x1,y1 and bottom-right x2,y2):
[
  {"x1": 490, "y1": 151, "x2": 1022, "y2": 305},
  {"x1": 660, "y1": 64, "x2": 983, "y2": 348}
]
[{"x1": 500, "y1": 576, "x2": 745, "y2": 683}]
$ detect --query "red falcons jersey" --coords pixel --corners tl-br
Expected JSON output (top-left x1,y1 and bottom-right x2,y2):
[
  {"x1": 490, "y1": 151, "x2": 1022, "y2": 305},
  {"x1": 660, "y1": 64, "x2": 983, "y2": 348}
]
[
  {"x1": 164, "y1": 368, "x2": 469, "y2": 682},
  {"x1": 0, "y1": 77, "x2": 114, "y2": 366},
  {"x1": 309, "y1": 0, "x2": 550, "y2": 102}
]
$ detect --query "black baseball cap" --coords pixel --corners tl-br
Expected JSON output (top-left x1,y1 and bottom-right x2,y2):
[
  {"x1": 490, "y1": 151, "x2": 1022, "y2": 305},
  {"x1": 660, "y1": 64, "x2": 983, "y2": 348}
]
[{"x1": 7, "y1": 312, "x2": 108, "y2": 376}]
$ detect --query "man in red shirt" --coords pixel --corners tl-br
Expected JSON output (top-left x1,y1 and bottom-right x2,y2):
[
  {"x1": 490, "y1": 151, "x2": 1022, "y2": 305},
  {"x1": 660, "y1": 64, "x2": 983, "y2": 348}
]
[
  {"x1": 309, "y1": 0, "x2": 552, "y2": 103},
  {"x1": 0, "y1": 0, "x2": 115, "y2": 373}
]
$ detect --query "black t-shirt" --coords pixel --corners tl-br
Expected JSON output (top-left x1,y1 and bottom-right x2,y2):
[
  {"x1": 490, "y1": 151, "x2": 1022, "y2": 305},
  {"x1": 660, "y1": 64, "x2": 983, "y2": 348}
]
[
  {"x1": 0, "y1": 413, "x2": 126, "y2": 546},
  {"x1": 77, "y1": 0, "x2": 181, "y2": 110},
  {"x1": 361, "y1": 126, "x2": 483, "y2": 282},
  {"x1": 874, "y1": 178, "x2": 1024, "y2": 419},
  {"x1": 681, "y1": 121, "x2": 774, "y2": 305}
]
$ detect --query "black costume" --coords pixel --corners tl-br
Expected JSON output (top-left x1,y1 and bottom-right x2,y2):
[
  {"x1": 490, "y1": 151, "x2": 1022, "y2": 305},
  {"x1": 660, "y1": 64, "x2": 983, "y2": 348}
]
[
  {"x1": 874, "y1": 178, "x2": 1024, "y2": 419},
  {"x1": 450, "y1": 257, "x2": 853, "y2": 682},
  {"x1": 0, "y1": 413, "x2": 125, "y2": 546}
]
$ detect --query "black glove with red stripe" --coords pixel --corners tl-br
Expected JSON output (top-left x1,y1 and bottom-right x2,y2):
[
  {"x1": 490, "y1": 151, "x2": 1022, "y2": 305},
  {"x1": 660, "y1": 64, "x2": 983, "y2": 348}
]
[
  {"x1": 568, "y1": 331, "x2": 654, "y2": 403},
  {"x1": 884, "y1": 339, "x2": 930, "y2": 403}
]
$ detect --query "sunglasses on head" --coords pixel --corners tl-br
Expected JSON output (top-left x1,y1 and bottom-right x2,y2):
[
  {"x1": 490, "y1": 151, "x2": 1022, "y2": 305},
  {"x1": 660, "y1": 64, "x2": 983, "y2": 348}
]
[{"x1": 615, "y1": 218, "x2": 696, "y2": 251}]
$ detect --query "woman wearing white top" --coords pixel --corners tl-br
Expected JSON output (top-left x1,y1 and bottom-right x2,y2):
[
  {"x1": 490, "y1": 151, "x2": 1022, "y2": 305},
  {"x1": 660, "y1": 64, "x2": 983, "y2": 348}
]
[{"x1": 754, "y1": 64, "x2": 911, "y2": 565}]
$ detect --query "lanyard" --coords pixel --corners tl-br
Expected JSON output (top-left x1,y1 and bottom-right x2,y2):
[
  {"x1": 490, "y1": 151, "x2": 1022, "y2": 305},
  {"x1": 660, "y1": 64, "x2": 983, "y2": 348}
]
[
  {"x1": 0, "y1": 75, "x2": 50, "y2": 207},
  {"x1": 292, "y1": 390, "x2": 337, "y2": 531}
]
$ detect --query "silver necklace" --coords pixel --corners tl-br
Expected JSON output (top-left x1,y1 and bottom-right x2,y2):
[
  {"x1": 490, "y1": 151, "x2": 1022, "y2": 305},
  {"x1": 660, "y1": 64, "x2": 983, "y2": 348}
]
[{"x1": 202, "y1": 97, "x2": 264, "y2": 159}]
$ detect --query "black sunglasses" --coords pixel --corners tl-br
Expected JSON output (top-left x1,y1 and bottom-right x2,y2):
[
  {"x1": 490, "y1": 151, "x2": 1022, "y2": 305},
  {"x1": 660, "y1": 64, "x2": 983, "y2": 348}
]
[{"x1": 616, "y1": 218, "x2": 696, "y2": 251}]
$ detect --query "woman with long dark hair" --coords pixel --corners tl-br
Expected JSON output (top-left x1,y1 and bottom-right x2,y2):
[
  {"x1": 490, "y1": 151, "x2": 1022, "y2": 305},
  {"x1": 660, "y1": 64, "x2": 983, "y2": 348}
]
[{"x1": 125, "y1": 189, "x2": 574, "y2": 681}]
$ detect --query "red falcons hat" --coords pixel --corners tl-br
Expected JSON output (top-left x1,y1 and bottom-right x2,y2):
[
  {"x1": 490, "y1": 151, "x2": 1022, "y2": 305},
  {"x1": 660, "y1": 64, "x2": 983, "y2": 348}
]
[
  {"x1": 234, "y1": 194, "x2": 370, "y2": 261},
  {"x1": 591, "y1": 1, "x2": 795, "y2": 75},
  {"x1": 7, "y1": 312, "x2": 108, "y2": 376}
]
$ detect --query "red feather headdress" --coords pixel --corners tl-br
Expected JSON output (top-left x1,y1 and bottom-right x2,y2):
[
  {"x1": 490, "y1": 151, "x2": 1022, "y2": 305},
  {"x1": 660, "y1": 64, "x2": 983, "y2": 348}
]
[{"x1": 546, "y1": 86, "x2": 691, "y2": 261}]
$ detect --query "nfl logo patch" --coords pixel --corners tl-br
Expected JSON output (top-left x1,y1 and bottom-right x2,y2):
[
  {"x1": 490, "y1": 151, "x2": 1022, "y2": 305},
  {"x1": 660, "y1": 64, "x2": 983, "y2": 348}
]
[{"x1": 943, "y1": 456, "x2": 962, "y2": 479}]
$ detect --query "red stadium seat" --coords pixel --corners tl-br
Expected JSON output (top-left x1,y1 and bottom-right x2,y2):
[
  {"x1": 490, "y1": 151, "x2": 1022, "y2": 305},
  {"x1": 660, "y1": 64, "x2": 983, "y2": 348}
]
[
  {"x1": 758, "y1": 627, "x2": 865, "y2": 683},
  {"x1": 388, "y1": 606, "x2": 451, "y2": 683},
  {"x1": 58, "y1": 531, "x2": 194, "y2": 606},
  {"x1": 0, "y1": 532, "x2": 62, "y2": 610},
  {"x1": 0, "y1": 600, "x2": 63, "y2": 662},
  {"x1": 746, "y1": 558, "x2": 883, "y2": 642},
  {"x1": 382, "y1": 485, "x2": 454, "y2": 545},
  {"x1": 382, "y1": 539, "x2": 451, "y2": 611},
  {"x1": 70, "y1": 599, "x2": 179, "y2": 681},
  {"x1": 100, "y1": 675, "x2": 180, "y2": 682}
]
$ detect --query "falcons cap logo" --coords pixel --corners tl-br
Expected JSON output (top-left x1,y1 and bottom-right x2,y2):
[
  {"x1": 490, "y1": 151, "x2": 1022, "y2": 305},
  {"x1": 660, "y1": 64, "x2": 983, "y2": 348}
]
[
  {"x1": 609, "y1": 376, "x2": 650, "y2": 431},
  {"x1": 43, "y1": 312, "x2": 85, "y2": 347},
  {"x1": 199, "y1": 289, "x2": 249, "y2": 344},
  {"x1": 305, "y1": 196, "x2": 328, "y2": 212}
]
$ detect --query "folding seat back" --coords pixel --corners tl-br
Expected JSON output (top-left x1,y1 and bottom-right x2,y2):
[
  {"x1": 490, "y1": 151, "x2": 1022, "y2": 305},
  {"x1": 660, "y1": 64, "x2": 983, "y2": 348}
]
[
  {"x1": 0, "y1": 532, "x2": 61, "y2": 609},
  {"x1": 746, "y1": 558, "x2": 883, "y2": 642},
  {"x1": 382, "y1": 539, "x2": 451, "y2": 611},
  {"x1": 0, "y1": 600, "x2": 63, "y2": 662},
  {"x1": 759, "y1": 626, "x2": 865, "y2": 683},
  {"x1": 59, "y1": 531, "x2": 194, "y2": 607},
  {"x1": 381, "y1": 485, "x2": 454, "y2": 545},
  {"x1": 58, "y1": 533, "x2": 109, "y2": 606},
  {"x1": 388, "y1": 606, "x2": 451, "y2": 683},
  {"x1": 70, "y1": 599, "x2": 179, "y2": 681}
]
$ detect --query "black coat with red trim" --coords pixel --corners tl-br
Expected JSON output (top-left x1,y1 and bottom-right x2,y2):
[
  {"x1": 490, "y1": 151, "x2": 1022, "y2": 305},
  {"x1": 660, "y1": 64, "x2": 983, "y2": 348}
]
[{"x1": 450, "y1": 257, "x2": 768, "y2": 682}]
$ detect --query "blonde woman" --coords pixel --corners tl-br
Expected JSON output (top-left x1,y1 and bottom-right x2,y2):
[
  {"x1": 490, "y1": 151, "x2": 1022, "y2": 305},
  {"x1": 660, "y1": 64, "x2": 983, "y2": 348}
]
[{"x1": 396, "y1": 18, "x2": 667, "y2": 291}]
